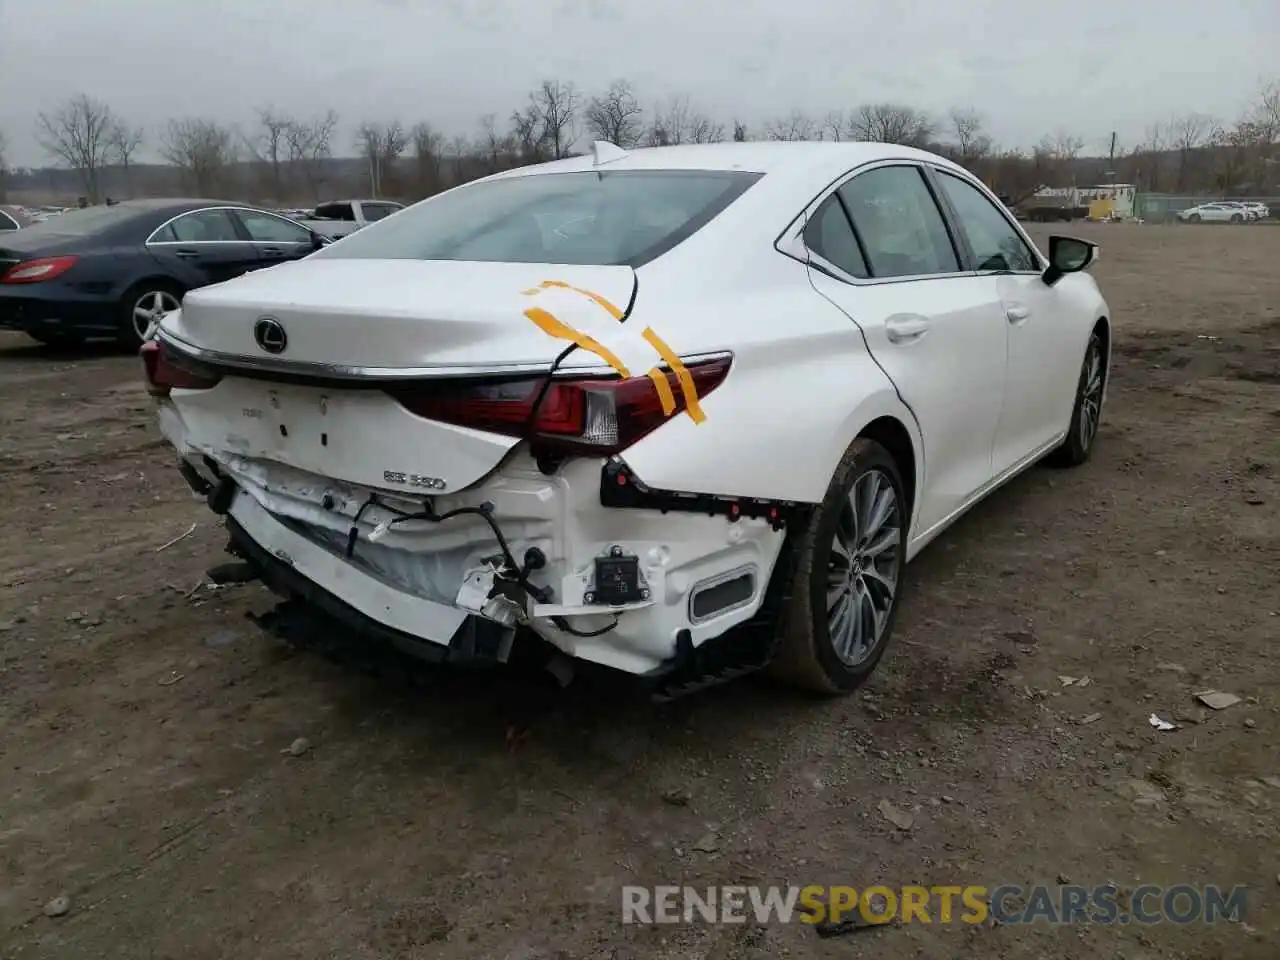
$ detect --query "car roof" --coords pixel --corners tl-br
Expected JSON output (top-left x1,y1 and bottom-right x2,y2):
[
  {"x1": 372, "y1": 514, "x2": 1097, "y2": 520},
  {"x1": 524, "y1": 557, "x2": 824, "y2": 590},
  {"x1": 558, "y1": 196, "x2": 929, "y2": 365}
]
[{"x1": 487, "y1": 140, "x2": 964, "y2": 181}]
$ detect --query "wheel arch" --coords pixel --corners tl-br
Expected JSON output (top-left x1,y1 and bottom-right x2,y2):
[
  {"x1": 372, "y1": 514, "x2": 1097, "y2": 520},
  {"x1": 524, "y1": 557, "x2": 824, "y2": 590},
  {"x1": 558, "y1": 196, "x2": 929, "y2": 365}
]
[
  {"x1": 1092, "y1": 313, "x2": 1112, "y2": 404},
  {"x1": 857, "y1": 415, "x2": 919, "y2": 529},
  {"x1": 121, "y1": 274, "x2": 186, "y2": 300}
]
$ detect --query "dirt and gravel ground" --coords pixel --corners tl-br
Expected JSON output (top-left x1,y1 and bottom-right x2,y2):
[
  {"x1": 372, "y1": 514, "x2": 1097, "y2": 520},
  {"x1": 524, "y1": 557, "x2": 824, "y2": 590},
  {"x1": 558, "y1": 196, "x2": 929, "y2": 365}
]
[{"x1": 1, "y1": 222, "x2": 1277, "y2": 960}]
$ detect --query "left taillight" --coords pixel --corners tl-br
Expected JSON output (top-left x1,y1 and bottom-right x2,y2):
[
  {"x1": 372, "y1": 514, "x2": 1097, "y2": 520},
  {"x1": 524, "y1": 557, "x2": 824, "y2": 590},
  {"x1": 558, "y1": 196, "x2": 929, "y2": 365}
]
[
  {"x1": 140, "y1": 341, "x2": 222, "y2": 398},
  {"x1": 0, "y1": 255, "x2": 78, "y2": 284}
]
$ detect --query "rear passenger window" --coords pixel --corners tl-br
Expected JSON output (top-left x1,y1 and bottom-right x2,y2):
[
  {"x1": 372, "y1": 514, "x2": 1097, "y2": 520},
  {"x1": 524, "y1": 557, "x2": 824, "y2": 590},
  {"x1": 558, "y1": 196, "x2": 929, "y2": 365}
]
[
  {"x1": 803, "y1": 195, "x2": 868, "y2": 278},
  {"x1": 837, "y1": 167, "x2": 959, "y2": 278}
]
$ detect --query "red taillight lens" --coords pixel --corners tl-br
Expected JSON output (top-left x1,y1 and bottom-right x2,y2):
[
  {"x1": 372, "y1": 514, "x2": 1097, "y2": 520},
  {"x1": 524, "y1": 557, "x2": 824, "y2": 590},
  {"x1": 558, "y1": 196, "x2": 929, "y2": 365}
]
[
  {"x1": 140, "y1": 341, "x2": 222, "y2": 398},
  {"x1": 389, "y1": 356, "x2": 731, "y2": 455},
  {"x1": 0, "y1": 255, "x2": 78, "y2": 284}
]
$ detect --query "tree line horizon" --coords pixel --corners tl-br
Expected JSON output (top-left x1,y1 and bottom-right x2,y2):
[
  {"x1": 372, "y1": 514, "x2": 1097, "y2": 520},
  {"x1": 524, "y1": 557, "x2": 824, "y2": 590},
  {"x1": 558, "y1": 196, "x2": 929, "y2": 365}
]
[{"x1": 2, "y1": 77, "x2": 1277, "y2": 206}]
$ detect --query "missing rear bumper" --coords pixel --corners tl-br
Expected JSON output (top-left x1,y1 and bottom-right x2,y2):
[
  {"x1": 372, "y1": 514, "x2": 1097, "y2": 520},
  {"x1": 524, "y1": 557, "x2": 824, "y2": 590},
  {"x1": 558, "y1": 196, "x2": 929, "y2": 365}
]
[{"x1": 227, "y1": 514, "x2": 515, "y2": 665}]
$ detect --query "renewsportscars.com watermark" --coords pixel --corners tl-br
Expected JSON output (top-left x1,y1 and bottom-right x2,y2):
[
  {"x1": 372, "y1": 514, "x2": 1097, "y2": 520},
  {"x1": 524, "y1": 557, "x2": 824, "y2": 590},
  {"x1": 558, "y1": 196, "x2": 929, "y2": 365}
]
[{"x1": 621, "y1": 884, "x2": 1248, "y2": 926}]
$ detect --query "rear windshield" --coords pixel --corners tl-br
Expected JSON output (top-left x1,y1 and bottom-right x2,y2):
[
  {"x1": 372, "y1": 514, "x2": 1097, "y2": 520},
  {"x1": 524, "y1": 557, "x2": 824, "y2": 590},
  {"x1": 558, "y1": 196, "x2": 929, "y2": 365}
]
[
  {"x1": 11, "y1": 204, "x2": 145, "y2": 238},
  {"x1": 312, "y1": 170, "x2": 762, "y2": 267}
]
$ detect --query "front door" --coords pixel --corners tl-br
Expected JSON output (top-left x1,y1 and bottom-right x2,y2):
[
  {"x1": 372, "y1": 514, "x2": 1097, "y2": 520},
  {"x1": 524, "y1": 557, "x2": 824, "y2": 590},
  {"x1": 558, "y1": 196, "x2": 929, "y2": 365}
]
[
  {"x1": 231, "y1": 209, "x2": 318, "y2": 267},
  {"x1": 931, "y1": 169, "x2": 1082, "y2": 474}
]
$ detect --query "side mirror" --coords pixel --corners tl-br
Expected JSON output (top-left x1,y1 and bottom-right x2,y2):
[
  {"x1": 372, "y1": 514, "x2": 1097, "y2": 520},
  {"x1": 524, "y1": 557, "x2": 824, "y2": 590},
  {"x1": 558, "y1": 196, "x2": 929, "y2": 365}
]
[
  {"x1": 1042, "y1": 235, "x2": 1098, "y2": 287},
  {"x1": 310, "y1": 232, "x2": 331, "y2": 250}
]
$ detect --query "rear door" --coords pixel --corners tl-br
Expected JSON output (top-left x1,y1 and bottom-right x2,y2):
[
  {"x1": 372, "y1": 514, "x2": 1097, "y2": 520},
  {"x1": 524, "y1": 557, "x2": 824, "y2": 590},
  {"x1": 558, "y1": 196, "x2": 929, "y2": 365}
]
[
  {"x1": 146, "y1": 208, "x2": 261, "y2": 284},
  {"x1": 230, "y1": 208, "x2": 317, "y2": 266},
  {"x1": 802, "y1": 162, "x2": 1009, "y2": 535}
]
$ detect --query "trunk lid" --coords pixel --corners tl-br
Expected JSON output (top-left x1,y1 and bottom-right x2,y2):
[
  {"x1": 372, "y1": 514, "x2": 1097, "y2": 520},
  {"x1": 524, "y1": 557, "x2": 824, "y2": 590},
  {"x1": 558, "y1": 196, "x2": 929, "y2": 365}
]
[
  {"x1": 160, "y1": 258, "x2": 638, "y2": 494},
  {"x1": 168, "y1": 258, "x2": 637, "y2": 370},
  {"x1": 0, "y1": 232, "x2": 80, "y2": 264}
]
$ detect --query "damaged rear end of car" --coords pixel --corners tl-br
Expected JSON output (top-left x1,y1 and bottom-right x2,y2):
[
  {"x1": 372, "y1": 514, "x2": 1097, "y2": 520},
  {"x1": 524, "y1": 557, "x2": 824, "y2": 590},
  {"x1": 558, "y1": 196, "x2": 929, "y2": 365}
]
[{"x1": 145, "y1": 164, "x2": 795, "y2": 695}]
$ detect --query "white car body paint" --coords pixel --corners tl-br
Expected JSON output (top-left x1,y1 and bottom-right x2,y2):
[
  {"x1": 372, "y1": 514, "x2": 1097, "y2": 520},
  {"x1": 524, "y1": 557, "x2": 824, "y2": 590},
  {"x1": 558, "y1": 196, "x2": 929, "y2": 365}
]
[{"x1": 152, "y1": 141, "x2": 1111, "y2": 678}]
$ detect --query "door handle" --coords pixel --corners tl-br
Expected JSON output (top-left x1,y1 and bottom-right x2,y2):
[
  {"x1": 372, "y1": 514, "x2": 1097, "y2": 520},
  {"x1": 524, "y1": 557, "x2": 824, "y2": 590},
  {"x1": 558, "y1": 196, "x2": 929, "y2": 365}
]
[
  {"x1": 885, "y1": 315, "x2": 930, "y2": 344},
  {"x1": 174, "y1": 248, "x2": 201, "y2": 259},
  {"x1": 1006, "y1": 304, "x2": 1030, "y2": 323},
  {"x1": 260, "y1": 246, "x2": 285, "y2": 257}
]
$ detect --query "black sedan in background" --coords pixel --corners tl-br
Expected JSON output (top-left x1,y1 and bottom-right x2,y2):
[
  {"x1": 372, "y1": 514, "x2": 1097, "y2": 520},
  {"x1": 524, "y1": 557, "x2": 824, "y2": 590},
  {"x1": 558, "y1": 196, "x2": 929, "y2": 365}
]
[{"x1": 0, "y1": 199, "x2": 329, "y2": 349}]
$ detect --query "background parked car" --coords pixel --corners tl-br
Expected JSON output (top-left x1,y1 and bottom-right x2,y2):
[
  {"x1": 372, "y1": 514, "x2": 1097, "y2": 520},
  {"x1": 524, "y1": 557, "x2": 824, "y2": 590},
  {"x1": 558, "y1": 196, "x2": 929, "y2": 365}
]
[
  {"x1": 0, "y1": 205, "x2": 32, "y2": 231},
  {"x1": 1177, "y1": 201, "x2": 1248, "y2": 223},
  {"x1": 296, "y1": 199, "x2": 405, "y2": 239},
  {"x1": 0, "y1": 198, "x2": 328, "y2": 349}
]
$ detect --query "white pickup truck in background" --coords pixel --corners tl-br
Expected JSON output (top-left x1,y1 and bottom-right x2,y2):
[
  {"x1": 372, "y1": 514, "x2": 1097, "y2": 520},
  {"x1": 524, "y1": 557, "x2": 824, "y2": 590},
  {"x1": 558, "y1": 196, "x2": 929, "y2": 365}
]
[{"x1": 293, "y1": 199, "x2": 405, "y2": 240}]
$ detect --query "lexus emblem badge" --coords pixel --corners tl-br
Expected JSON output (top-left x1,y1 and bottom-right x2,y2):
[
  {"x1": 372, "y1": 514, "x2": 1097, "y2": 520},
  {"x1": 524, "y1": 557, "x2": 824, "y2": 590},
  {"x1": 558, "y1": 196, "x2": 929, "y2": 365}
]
[{"x1": 253, "y1": 316, "x2": 287, "y2": 354}]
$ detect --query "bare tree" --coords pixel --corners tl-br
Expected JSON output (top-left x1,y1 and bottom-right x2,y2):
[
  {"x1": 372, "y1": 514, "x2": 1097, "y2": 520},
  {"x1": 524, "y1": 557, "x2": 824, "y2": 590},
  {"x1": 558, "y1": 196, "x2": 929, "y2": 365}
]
[
  {"x1": 731, "y1": 120, "x2": 749, "y2": 142},
  {"x1": 1251, "y1": 78, "x2": 1279, "y2": 142},
  {"x1": 1210, "y1": 118, "x2": 1266, "y2": 191},
  {"x1": 106, "y1": 121, "x2": 144, "y2": 196},
  {"x1": 246, "y1": 107, "x2": 294, "y2": 201},
  {"x1": 356, "y1": 121, "x2": 408, "y2": 197},
  {"x1": 848, "y1": 103, "x2": 934, "y2": 146},
  {"x1": 286, "y1": 110, "x2": 339, "y2": 201},
  {"x1": 510, "y1": 106, "x2": 548, "y2": 164},
  {"x1": 646, "y1": 95, "x2": 693, "y2": 146},
  {"x1": 448, "y1": 135, "x2": 472, "y2": 185},
  {"x1": 764, "y1": 110, "x2": 816, "y2": 142},
  {"x1": 1031, "y1": 131, "x2": 1086, "y2": 186},
  {"x1": 585, "y1": 79, "x2": 644, "y2": 147},
  {"x1": 687, "y1": 112, "x2": 725, "y2": 144},
  {"x1": 947, "y1": 107, "x2": 992, "y2": 164},
  {"x1": 410, "y1": 122, "x2": 446, "y2": 197},
  {"x1": 1133, "y1": 121, "x2": 1167, "y2": 190},
  {"x1": 1168, "y1": 113, "x2": 1214, "y2": 190},
  {"x1": 160, "y1": 118, "x2": 238, "y2": 195},
  {"x1": 35, "y1": 94, "x2": 117, "y2": 202},
  {"x1": 530, "y1": 80, "x2": 580, "y2": 159},
  {"x1": 476, "y1": 113, "x2": 511, "y2": 172},
  {"x1": 822, "y1": 110, "x2": 845, "y2": 142}
]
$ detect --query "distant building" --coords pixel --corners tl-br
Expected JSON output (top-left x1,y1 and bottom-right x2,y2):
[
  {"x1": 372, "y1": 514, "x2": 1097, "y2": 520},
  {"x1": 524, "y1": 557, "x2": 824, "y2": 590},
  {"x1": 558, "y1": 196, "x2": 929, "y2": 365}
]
[{"x1": 1034, "y1": 183, "x2": 1136, "y2": 218}]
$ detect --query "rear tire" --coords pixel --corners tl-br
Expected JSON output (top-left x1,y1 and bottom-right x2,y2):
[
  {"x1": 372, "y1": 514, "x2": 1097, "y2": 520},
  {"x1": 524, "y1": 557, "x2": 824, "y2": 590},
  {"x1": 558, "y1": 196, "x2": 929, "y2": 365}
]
[
  {"x1": 1047, "y1": 329, "x2": 1106, "y2": 467},
  {"x1": 1230, "y1": 214, "x2": 1243, "y2": 223},
  {"x1": 1188, "y1": 214, "x2": 1201, "y2": 223},
  {"x1": 768, "y1": 438, "x2": 908, "y2": 694},
  {"x1": 117, "y1": 281, "x2": 183, "y2": 351}
]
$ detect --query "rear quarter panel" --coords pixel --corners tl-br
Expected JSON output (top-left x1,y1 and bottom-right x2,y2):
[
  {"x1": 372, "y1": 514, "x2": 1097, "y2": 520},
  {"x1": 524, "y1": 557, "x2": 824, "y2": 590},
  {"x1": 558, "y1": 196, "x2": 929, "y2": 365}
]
[{"x1": 618, "y1": 255, "x2": 922, "y2": 505}]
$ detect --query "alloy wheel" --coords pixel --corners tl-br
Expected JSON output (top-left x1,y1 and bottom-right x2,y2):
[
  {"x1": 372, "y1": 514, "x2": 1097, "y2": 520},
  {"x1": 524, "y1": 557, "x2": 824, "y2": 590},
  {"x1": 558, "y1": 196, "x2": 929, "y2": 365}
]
[
  {"x1": 133, "y1": 290, "x2": 180, "y2": 342},
  {"x1": 1079, "y1": 338, "x2": 1103, "y2": 449},
  {"x1": 826, "y1": 468, "x2": 902, "y2": 666}
]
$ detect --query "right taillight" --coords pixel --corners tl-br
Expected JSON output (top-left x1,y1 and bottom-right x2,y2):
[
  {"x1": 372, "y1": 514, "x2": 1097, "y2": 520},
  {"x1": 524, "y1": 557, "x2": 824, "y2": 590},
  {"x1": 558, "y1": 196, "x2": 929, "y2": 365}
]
[
  {"x1": 387, "y1": 356, "x2": 731, "y2": 456},
  {"x1": 140, "y1": 341, "x2": 222, "y2": 398}
]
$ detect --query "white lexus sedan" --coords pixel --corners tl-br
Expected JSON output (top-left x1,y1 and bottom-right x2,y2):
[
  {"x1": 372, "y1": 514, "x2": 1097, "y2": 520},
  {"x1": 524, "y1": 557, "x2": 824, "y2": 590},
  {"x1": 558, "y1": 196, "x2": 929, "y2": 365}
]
[{"x1": 143, "y1": 141, "x2": 1110, "y2": 699}]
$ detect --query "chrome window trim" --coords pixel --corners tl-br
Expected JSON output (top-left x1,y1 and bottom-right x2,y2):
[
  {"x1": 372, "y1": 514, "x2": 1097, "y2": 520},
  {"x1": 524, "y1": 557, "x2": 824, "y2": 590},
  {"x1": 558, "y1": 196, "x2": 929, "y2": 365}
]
[
  {"x1": 156, "y1": 326, "x2": 734, "y2": 380},
  {"x1": 144, "y1": 205, "x2": 246, "y2": 246},
  {"x1": 777, "y1": 157, "x2": 1048, "y2": 284},
  {"x1": 0, "y1": 211, "x2": 19, "y2": 230}
]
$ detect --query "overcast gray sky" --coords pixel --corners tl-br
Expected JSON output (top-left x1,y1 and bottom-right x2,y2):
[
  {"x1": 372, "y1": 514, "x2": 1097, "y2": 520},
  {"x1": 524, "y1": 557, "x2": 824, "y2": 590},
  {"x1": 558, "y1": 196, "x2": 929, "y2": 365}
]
[{"x1": 1, "y1": 0, "x2": 1276, "y2": 166}]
